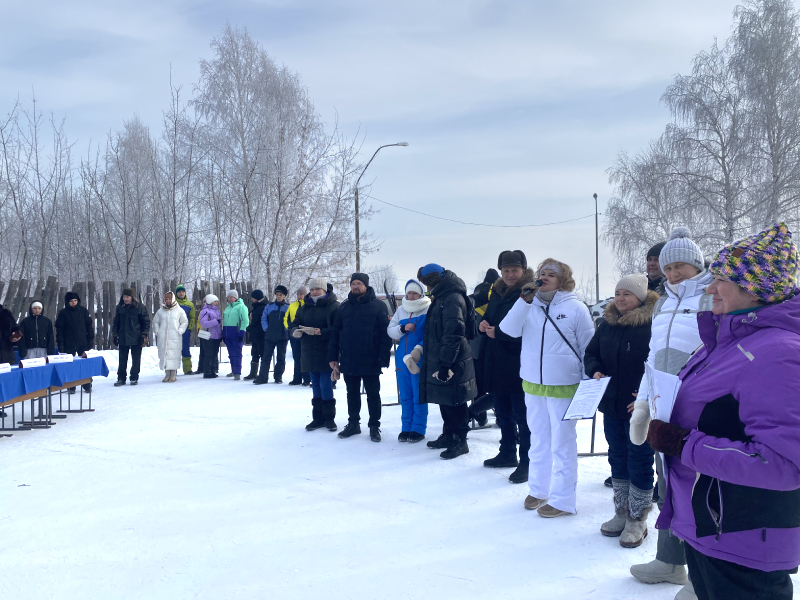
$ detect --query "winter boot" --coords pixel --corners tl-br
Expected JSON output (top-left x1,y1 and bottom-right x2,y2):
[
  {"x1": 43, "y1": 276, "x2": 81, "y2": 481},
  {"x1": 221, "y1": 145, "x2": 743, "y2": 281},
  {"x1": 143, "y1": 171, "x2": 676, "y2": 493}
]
[
  {"x1": 114, "y1": 379, "x2": 126, "y2": 387},
  {"x1": 305, "y1": 399, "x2": 325, "y2": 431},
  {"x1": 243, "y1": 361, "x2": 259, "y2": 381},
  {"x1": 604, "y1": 476, "x2": 613, "y2": 487},
  {"x1": 601, "y1": 479, "x2": 630, "y2": 537},
  {"x1": 226, "y1": 373, "x2": 235, "y2": 377},
  {"x1": 288, "y1": 379, "x2": 302, "y2": 386},
  {"x1": 483, "y1": 452, "x2": 519, "y2": 468},
  {"x1": 524, "y1": 495, "x2": 547, "y2": 511},
  {"x1": 398, "y1": 432, "x2": 410, "y2": 442},
  {"x1": 322, "y1": 400, "x2": 337, "y2": 431},
  {"x1": 508, "y1": 462, "x2": 529, "y2": 484},
  {"x1": 426, "y1": 433, "x2": 454, "y2": 449},
  {"x1": 370, "y1": 427, "x2": 381, "y2": 442},
  {"x1": 440, "y1": 438, "x2": 469, "y2": 460},
  {"x1": 537, "y1": 504, "x2": 573, "y2": 518},
  {"x1": 233, "y1": 373, "x2": 241, "y2": 381},
  {"x1": 338, "y1": 422, "x2": 361, "y2": 438},
  {"x1": 620, "y1": 484, "x2": 652, "y2": 548},
  {"x1": 406, "y1": 432, "x2": 425, "y2": 443},
  {"x1": 168, "y1": 370, "x2": 177, "y2": 383},
  {"x1": 130, "y1": 379, "x2": 138, "y2": 386},
  {"x1": 674, "y1": 580, "x2": 697, "y2": 600},
  {"x1": 629, "y1": 560, "x2": 688, "y2": 585},
  {"x1": 162, "y1": 372, "x2": 170, "y2": 383},
  {"x1": 82, "y1": 383, "x2": 92, "y2": 393}
]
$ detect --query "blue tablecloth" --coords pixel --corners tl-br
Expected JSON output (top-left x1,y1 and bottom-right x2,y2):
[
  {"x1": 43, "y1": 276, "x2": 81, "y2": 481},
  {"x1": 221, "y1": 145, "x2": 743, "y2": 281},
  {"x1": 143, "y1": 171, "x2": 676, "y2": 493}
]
[{"x1": 0, "y1": 357, "x2": 109, "y2": 403}]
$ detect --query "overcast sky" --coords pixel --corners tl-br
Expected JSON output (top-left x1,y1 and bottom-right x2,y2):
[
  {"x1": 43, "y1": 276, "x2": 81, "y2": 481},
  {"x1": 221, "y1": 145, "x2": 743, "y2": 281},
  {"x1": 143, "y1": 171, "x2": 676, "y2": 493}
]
[{"x1": 1, "y1": 0, "x2": 751, "y2": 295}]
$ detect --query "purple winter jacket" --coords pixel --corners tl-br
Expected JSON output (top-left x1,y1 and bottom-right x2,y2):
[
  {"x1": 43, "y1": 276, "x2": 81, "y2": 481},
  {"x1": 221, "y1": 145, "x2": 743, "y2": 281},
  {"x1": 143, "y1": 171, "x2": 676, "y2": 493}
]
[
  {"x1": 199, "y1": 305, "x2": 222, "y2": 340},
  {"x1": 657, "y1": 293, "x2": 800, "y2": 571}
]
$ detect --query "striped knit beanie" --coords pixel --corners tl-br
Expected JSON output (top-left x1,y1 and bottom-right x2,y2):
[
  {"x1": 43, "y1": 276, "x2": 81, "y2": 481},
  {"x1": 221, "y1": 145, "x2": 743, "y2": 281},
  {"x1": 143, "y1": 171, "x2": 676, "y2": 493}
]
[
  {"x1": 659, "y1": 227, "x2": 704, "y2": 272},
  {"x1": 710, "y1": 222, "x2": 798, "y2": 304}
]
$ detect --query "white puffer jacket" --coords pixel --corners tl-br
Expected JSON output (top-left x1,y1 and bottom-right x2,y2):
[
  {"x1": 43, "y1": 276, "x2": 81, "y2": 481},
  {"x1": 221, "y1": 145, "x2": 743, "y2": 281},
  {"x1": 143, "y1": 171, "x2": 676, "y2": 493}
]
[
  {"x1": 152, "y1": 304, "x2": 188, "y2": 370},
  {"x1": 499, "y1": 291, "x2": 595, "y2": 386},
  {"x1": 638, "y1": 270, "x2": 713, "y2": 401}
]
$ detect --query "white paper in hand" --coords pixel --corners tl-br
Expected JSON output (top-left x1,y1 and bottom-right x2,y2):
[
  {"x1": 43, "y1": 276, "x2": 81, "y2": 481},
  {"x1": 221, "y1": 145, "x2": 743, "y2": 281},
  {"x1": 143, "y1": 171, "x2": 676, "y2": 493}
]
[
  {"x1": 562, "y1": 377, "x2": 611, "y2": 420},
  {"x1": 645, "y1": 363, "x2": 681, "y2": 423}
]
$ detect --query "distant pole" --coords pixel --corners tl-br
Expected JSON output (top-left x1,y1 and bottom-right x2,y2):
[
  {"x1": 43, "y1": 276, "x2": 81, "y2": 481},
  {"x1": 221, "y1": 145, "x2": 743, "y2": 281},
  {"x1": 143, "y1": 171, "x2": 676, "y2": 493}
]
[
  {"x1": 353, "y1": 142, "x2": 409, "y2": 271},
  {"x1": 594, "y1": 193, "x2": 600, "y2": 304}
]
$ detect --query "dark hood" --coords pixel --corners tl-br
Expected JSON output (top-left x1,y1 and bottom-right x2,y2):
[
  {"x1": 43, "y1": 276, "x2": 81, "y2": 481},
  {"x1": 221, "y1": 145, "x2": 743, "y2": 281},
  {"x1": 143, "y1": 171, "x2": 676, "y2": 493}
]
[
  {"x1": 431, "y1": 270, "x2": 467, "y2": 299},
  {"x1": 483, "y1": 268, "x2": 500, "y2": 284},
  {"x1": 64, "y1": 292, "x2": 81, "y2": 308}
]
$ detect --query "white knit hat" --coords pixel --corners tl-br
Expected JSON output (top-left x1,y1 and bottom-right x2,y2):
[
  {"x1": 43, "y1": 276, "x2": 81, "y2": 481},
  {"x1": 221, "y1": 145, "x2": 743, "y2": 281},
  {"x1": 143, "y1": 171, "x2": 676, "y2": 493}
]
[
  {"x1": 615, "y1": 273, "x2": 649, "y2": 303},
  {"x1": 308, "y1": 277, "x2": 327, "y2": 291},
  {"x1": 659, "y1": 227, "x2": 704, "y2": 272},
  {"x1": 226, "y1": 289, "x2": 239, "y2": 300},
  {"x1": 405, "y1": 279, "x2": 424, "y2": 296},
  {"x1": 205, "y1": 294, "x2": 219, "y2": 304}
]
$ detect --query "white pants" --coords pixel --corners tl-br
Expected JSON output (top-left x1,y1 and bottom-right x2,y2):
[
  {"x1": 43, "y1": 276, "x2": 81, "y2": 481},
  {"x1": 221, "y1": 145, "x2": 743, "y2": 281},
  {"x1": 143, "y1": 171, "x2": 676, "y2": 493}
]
[{"x1": 526, "y1": 393, "x2": 578, "y2": 513}]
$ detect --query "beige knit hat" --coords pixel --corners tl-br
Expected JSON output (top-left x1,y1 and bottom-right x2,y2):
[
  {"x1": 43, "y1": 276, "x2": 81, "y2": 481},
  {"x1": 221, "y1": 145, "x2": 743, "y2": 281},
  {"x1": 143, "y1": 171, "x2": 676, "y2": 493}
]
[
  {"x1": 308, "y1": 277, "x2": 327, "y2": 291},
  {"x1": 615, "y1": 273, "x2": 648, "y2": 303}
]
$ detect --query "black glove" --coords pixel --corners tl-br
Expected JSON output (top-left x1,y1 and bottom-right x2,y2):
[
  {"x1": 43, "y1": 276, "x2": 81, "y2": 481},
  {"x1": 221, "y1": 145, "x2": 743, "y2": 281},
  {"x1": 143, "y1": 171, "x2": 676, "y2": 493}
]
[{"x1": 432, "y1": 365, "x2": 454, "y2": 383}]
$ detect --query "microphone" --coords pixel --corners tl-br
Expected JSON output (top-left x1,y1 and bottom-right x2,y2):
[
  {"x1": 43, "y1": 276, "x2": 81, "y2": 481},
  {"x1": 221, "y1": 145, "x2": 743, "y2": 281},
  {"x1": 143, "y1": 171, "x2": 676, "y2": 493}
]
[{"x1": 535, "y1": 279, "x2": 544, "y2": 287}]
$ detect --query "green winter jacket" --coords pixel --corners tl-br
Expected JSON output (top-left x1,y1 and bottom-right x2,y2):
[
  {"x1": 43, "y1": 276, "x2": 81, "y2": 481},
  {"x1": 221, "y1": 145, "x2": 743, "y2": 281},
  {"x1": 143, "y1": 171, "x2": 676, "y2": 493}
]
[
  {"x1": 223, "y1": 298, "x2": 249, "y2": 331},
  {"x1": 176, "y1": 297, "x2": 196, "y2": 329}
]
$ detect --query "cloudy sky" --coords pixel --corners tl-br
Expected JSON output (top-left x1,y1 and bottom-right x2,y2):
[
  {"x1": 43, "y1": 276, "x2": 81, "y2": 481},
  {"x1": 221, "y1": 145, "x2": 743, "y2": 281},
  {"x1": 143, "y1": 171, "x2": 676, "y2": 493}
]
[{"x1": 1, "y1": 0, "x2": 748, "y2": 295}]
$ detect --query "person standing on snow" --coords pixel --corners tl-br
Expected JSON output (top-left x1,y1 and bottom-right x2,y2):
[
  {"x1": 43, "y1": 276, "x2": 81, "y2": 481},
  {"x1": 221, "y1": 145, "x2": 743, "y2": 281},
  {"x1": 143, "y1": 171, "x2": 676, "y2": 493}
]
[
  {"x1": 628, "y1": 227, "x2": 713, "y2": 599},
  {"x1": 387, "y1": 279, "x2": 430, "y2": 443},
  {"x1": 18, "y1": 301, "x2": 55, "y2": 360},
  {"x1": 584, "y1": 273, "x2": 658, "y2": 548},
  {"x1": 479, "y1": 251, "x2": 534, "y2": 484},
  {"x1": 198, "y1": 294, "x2": 222, "y2": 379},
  {"x1": 111, "y1": 288, "x2": 150, "y2": 386},
  {"x1": 499, "y1": 258, "x2": 595, "y2": 518},
  {"x1": 417, "y1": 264, "x2": 477, "y2": 460},
  {"x1": 244, "y1": 290, "x2": 268, "y2": 381},
  {"x1": 292, "y1": 279, "x2": 340, "y2": 432},
  {"x1": 285, "y1": 286, "x2": 310, "y2": 386},
  {"x1": 152, "y1": 291, "x2": 188, "y2": 383},
  {"x1": 254, "y1": 285, "x2": 290, "y2": 385},
  {"x1": 175, "y1": 285, "x2": 197, "y2": 375},
  {"x1": 645, "y1": 222, "x2": 800, "y2": 600},
  {"x1": 222, "y1": 290, "x2": 249, "y2": 380},
  {"x1": 55, "y1": 291, "x2": 95, "y2": 394},
  {"x1": 328, "y1": 273, "x2": 392, "y2": 442},
  {"x1": 467, "y1": 267, "x2": 499, "y2": 428}
]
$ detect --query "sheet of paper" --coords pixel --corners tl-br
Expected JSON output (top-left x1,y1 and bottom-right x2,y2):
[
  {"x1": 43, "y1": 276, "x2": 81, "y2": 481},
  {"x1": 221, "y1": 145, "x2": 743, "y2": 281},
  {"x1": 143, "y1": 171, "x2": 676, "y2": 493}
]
[
  {"x1": 0, "y1": 363, "x2": 11, "y2": 374},
  {"x1": 20, "y1": 357, "x2": 47, "y2": 368},
  {"x1": 645, "y1": 364, "x2": 681, "y2": 423},
  {"x1": 562, "y1": 377, "x2": 611, "y2": 420},
  {"x1": 48, "y1": 354, "x2": 73, "y2": 363}
]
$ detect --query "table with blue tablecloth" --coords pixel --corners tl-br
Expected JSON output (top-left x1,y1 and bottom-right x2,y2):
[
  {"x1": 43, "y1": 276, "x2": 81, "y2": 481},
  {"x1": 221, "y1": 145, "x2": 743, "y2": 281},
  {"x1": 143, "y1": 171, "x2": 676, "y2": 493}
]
[{"x1": 0, "y1": 357, "x2": 109, "y2": 434}]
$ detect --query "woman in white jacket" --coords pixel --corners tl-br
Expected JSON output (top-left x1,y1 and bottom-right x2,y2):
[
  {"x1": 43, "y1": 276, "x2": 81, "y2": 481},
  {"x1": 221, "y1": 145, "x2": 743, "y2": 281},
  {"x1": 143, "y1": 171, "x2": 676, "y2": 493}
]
[
  {"x1": 628, "y1": 227, "x2": 712, "y2": 598},
  {"x1": 499, "y1": 258, "x2": 595, "y2": 518},
  {"x1": 152, "y1": 291, "x2": 189, "y2": 383}
]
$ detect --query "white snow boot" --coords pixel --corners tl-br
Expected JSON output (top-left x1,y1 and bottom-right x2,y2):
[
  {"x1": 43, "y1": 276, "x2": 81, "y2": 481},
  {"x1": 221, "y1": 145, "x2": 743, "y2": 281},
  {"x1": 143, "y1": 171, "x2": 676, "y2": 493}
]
[
  {"x1": 674, "y1": 580, "x2": 697, "y2": 599},
  {"x1": 630, "y1": 559, "x2": 688, "y2": 585},
  {"x1": 168, "y1": 370, "x2": 177, "y2": 383},
  {"x1": 162, "y1": 372, "x2": 170, "y2": 383},
  {"x1": 601, "y1": 478, "x2": 629, "y2": 537},
  {"x1": 620, "y1": 484, "x2": 652, "y2": 548}
]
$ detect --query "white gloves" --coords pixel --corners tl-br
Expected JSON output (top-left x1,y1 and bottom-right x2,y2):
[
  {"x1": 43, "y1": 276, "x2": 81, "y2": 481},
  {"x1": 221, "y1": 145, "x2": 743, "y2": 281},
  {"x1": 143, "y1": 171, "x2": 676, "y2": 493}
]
[
  {"x1": 629, "y1": 400, "x2": 652, "y2": 446},
  {"x1": 292, "y1": 329, "x2": 303, "y2": 338},
  {"x1": 403, "y1": 345, "x2": 423, "y2": 374}
]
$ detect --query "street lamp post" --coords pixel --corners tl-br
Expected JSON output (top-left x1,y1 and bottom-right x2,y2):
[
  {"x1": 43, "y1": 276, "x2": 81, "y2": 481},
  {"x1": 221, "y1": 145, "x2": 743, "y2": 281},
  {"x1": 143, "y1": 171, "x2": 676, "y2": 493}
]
[
  {"x1": 593, "y1": 193, "x2": 600, "y2": 305},
  {"x1": 353, "y1": 142, "x2": 409, "y2": 272}
]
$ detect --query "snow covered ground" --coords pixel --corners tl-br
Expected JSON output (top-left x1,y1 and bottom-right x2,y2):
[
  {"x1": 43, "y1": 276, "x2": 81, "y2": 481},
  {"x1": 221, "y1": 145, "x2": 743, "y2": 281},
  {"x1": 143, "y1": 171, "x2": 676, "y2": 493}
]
[{"x1": 1, "y1": 347, "x2": 796, "y2": 599}]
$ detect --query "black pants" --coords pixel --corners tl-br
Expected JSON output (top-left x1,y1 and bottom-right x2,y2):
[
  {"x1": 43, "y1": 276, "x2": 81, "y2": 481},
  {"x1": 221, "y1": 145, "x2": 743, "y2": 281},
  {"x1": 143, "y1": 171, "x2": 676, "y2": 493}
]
[
  {"x1": 471, "y1": 357, "x2": 488, "y2": 422},
  {"x1": 290, "y1": 338, "x2": 310, "y2": 383},
  {"x1": 495, "y1": 391, "x2": 530, "y2": 463},
  {"x1": 257, "y1": 339, "x2": 287, "y2": 381},
  {"x1": 440, "y1": 403, "x2": 470, "y2": 441},
  {"x1": 685, "y1": 544, "x2": 793, "y2": 600},
  {"x1": 343, "y1": 373, "x2": 381, "y2": 428},
  {"x1": 200, "y1": 338, "x2": 221, "y2": 377},
  {"x1": 250, "y1": 336, "x2": 265, "y2": 362},
  {"x1": 118, "y1": 345, "x2": 143, "y2": 381}
]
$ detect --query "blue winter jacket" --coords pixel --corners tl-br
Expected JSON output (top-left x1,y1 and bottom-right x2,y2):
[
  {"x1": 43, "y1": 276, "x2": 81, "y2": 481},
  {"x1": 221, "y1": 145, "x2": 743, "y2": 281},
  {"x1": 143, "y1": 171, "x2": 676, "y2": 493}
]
[{"x1": 261, "y1": 300, "x2": 289, "y2": 342}]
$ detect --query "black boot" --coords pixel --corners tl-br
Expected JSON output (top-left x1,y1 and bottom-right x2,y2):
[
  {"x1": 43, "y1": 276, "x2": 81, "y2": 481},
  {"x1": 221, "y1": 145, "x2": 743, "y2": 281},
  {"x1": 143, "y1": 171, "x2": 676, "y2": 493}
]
[
  {"x1": 322, "y1": 399, "x2": 337, "y2": 431},
  {"x1": 130, "y1": 379, "x2": 139, "y2": 386},
  {"x1": 370, "y1": 427, "x2": 381, "y2": 442},
  {"x1": 426, "y1": 433, "x2": 454, "y2": 449},
  {"x1": 338, "y1": 422, "x2": 361, "y2": 438},
  {"x1": 509, "y1": 462, "x2": 529, "y2": 484},
  {"x1": 305, "y1": 399, "x2": 325, "y2": 431},
  {"x1": 440, "y1": 438, "x2": 469, "y2": 460},
  {"x1": 483, "y1": 452, "x2": 519, "y2": 468},
  {"x1": 114, "y1": 379, "x2": 126, "y2": 387},
  {"x1": 243, "y1": 361, "x2": 259, "y2": 381}
]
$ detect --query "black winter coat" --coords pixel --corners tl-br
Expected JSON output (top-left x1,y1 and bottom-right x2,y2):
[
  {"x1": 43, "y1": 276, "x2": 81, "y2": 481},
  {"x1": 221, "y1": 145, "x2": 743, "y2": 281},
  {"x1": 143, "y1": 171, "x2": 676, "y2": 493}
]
[
  {"x1": 328, "y1": 287, "x2": 392, "y2": 376},
  {"x1": 583, "y1": 291, "x2": 658, "y2": 419},
  {"x1": 112, "y1": 297, "x2": 151, "y2": 347},
  {"x1": 291, "y1": 287, "x2": 339, "y2": 373},
  {"x1": 247, "y1": 298, "x2": 268, "y2": 340},
  {"x1": 468, "y1": 269, "x2": 497, "y2": 361},
  {"x1": 419, "y1": 271, "x2": 477, "y2": 406},
  {"x1": 18, "y1": 305, "x2": 55, "y2": 358},
  {"x1": 0, "y1": 305, "x2": 20, "y2": 365},
  {"x1": 55, "y1": 295, "x2": 94, "y2": 355},
  {"x1": 481, "y1": 269, "x2": 534, "y2": 395}
]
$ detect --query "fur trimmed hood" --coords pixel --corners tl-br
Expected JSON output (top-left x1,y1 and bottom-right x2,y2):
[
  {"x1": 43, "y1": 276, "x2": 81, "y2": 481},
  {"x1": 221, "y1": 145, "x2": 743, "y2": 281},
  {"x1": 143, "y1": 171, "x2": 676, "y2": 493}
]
[
  {"x1": 603, "y1": 290, "x2": 660, "y2": 327},
  {"x1": 492, "y1": 268, "x2": 535, "y2": 298}
]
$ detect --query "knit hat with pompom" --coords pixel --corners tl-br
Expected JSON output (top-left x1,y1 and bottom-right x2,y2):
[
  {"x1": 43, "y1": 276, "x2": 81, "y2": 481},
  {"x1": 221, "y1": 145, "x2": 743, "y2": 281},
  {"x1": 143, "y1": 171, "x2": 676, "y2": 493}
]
[{"x1": 659, "y1": 227, "x2": 705, "y2": 273}]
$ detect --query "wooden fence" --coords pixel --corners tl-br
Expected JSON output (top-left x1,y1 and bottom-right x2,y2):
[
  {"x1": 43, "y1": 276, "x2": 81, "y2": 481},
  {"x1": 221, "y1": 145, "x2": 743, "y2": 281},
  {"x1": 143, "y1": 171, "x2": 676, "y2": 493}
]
[{"x1": 0, "y1": 278, "x2": 255, "y2": 350}]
